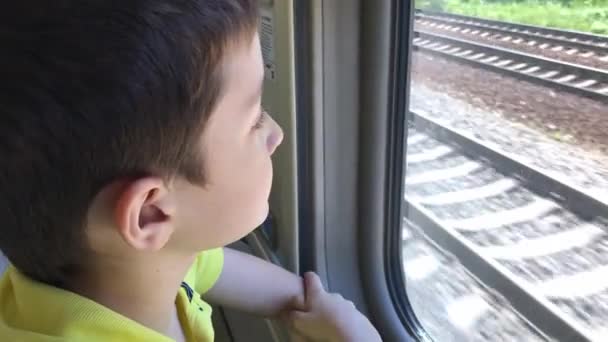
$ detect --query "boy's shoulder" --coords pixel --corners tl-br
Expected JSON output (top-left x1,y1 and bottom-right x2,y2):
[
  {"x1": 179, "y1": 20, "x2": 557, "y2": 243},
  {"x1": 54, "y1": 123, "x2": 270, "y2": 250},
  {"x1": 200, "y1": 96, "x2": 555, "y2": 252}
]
[
  {"x1": 184, "y1": 247, "x2": 224, "y2": 295},
  {"x1": 0, "y1": 265, "x2": 173, "y2": 341},
  {"x1": 0, "y1": 248, "x2": 224, "y2": 341}
]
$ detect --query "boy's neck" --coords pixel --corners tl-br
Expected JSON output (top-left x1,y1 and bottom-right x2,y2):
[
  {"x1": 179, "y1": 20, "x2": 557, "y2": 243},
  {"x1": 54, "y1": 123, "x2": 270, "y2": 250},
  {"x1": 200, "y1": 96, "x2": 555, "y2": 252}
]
[{"x1": 67, "y1": 252, "x2": 196, "y2": 337}]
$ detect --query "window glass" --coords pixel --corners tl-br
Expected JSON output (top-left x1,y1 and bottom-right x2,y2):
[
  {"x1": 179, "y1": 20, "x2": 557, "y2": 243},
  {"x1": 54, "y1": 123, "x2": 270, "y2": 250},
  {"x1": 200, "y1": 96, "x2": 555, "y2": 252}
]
[{"x1": 401, "y1": 1, "x2": 608, "y2": 341}]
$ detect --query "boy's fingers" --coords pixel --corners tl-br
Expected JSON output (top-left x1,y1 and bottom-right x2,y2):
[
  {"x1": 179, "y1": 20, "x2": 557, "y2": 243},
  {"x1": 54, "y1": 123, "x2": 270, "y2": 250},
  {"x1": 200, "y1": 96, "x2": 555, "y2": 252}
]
[
  {"x1": 288, "y1": 310, "x2": 310, "y2": 321},
  {"x1": 289, "y1": 293, "x2": 307, "y2": 311},
  {"x1": 289, "y1": 331, "x2": 309, "y2": 342},
  {"x1": 303, "y1": 272, "x2": 324, "y2": 297},
  {"x1": 288, "y1": 310, "x2": 313, "y2": 332}
]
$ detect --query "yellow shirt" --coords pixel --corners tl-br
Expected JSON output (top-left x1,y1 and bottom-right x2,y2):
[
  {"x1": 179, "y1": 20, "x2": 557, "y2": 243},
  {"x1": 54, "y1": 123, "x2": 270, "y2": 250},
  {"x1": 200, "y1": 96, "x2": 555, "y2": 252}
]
[{"x1": 0, "y1": 248, "x2": 224, "y2": 342}]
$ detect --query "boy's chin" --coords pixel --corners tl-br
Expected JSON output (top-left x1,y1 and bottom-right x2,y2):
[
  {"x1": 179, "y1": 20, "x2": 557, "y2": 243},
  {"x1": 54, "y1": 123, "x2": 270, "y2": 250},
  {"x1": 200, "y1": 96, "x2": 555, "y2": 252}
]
[
  {"x1": 226, "y1": 203, "x2": 270, "y2": 245},
  {"x1": 225, "y1": 201, "x2": 270, "y2": 244},
  {"x1": 253, "y1": 201, "x2": 270, "y2": 228}
]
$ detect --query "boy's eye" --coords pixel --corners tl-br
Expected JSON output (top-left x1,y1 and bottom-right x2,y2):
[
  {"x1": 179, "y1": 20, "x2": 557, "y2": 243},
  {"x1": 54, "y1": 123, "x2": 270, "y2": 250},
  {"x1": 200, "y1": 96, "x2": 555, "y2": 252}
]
[{"x1": 253, "y1": 107, "x2": 266, "y2": 130}]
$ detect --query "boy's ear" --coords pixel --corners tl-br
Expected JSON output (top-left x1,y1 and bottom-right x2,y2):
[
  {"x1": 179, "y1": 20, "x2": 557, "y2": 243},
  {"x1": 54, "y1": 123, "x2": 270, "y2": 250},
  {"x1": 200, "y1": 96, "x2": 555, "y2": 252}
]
[{"x1": 114, "y1": 177, "x2": 176, "y2": 251}]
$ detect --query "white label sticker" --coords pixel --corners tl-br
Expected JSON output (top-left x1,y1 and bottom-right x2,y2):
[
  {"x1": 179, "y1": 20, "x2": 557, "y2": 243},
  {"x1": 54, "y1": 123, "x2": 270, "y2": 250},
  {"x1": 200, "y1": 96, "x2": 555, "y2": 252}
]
[{"x1": 259, "y1": 7, "x2": 276, "y2": 80}]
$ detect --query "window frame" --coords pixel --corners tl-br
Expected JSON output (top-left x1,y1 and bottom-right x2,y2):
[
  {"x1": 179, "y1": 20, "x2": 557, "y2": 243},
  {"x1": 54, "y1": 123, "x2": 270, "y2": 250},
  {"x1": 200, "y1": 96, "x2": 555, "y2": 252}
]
[
  {"x1": 293, "y1": 0, "x2": 426, "y2": 340},
  {"x1": 357, "y1": 0, "x2": 429, "y2": 339}
]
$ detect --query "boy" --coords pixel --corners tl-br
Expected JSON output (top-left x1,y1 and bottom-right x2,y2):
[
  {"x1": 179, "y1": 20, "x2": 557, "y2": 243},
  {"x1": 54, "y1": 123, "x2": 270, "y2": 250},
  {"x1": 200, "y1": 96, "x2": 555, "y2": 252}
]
[{"x1": 0, "y1": 1, "x2": 382, "y2": 341}]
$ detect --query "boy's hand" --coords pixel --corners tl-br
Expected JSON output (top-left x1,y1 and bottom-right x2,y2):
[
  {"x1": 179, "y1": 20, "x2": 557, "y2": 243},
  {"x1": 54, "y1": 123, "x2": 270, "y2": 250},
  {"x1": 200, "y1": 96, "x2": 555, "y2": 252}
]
[{"x1": 286, "y1": 272, "x2": 382, "y2": 342}]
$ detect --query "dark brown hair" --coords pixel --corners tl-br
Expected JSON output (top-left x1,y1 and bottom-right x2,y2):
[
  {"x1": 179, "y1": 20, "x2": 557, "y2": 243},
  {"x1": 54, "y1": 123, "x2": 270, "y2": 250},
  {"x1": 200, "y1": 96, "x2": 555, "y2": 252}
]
[{"x1": 0, "y1": 0, "x2": 258, "y2": 287}]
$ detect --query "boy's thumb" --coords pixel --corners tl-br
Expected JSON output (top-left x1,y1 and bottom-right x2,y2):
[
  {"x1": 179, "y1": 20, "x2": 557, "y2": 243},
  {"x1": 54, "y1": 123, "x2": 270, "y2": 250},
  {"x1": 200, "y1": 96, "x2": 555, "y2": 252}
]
[
  {"x1": 303, "y1": 272, "x2": 324, "y2": 297},
  {"x1": 290, "y1": 294, "x2": 307, "y2": 311}
]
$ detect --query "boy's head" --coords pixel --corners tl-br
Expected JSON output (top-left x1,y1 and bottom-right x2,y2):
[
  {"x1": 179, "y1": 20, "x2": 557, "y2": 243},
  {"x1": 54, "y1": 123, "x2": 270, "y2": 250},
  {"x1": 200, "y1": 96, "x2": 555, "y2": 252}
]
[{"x1": 0, "y1": 0, "x2": 283, "y2": 287}]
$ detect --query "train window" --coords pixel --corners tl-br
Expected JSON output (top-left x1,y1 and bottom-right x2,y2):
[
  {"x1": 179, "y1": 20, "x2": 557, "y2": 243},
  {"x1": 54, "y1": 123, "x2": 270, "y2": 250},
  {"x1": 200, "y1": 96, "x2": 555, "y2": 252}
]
[{"x1": 400, "y1": 2, "x2": 608, "y2": 341}]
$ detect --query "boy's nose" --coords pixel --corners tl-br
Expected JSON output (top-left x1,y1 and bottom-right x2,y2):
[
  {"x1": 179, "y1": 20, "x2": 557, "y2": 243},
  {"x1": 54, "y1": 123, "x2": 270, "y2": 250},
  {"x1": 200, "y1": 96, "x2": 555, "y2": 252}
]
[{"x1": 267, "y1": 126, "x2": 284, "y2": 155}]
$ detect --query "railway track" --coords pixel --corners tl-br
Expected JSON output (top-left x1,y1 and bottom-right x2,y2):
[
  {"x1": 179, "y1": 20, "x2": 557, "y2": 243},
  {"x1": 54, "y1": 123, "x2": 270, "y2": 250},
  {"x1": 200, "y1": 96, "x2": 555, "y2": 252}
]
[
  {"x1": 415, "y1": 10, "x2": 608, "y2": 58},
  {"x1": 404, "y1": 110, "x2": 608, "y2": 341},
  {"x1": 413, "y1": 31, "x2": 608, "y2": 103}
]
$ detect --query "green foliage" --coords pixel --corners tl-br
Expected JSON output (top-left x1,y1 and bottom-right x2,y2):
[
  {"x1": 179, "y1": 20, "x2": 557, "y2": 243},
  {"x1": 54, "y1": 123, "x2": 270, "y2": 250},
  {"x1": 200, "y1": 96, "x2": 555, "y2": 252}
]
[
  {"x1": 591, "y1": 21, "x2": 608, "y2": 34},
  {"x1": 416, "y1": 0, "x2": 447, "y2": 11},
  {"x1": 416, "y1": 0, "x2": 608, "y2": 35}
]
